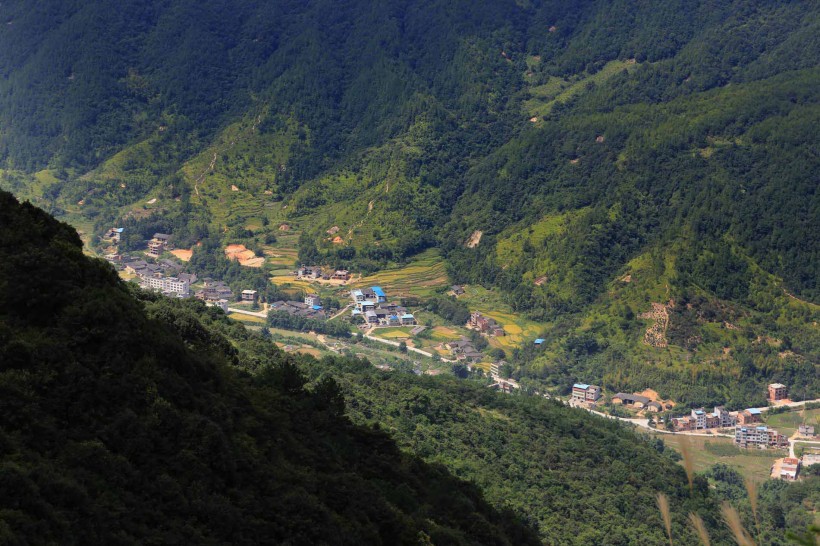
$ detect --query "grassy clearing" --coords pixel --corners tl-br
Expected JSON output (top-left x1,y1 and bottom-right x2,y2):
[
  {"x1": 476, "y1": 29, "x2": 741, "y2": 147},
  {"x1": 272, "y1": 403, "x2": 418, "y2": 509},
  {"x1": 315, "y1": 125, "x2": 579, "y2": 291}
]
[
  {"x1": 649, "y1": 433, "x2": 779, "y2": 482},
  {"x1": 524, "y1": 59, "x2": 640, "y2": 118},
  {"x1": 228, "y1": 313, "x2": 266, "y2": 324},
  {"x1": 373, "y1": 327, "x2": 413, "y2": 340},
  {"x1": 353, "y1": 249, "x2": 449, "y2": 298},
  {"x1": 765, "y1": 408, "x2": 820, "y2": 437}
]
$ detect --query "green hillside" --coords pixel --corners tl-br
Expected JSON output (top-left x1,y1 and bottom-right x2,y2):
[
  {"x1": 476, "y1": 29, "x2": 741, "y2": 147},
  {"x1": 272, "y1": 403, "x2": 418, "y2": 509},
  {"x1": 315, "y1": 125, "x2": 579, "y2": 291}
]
[
  {"x1": 0, "y1": 0, "x2": 817, "y2": 406},
  {"x1": 0, "y1": 190, "x2": 542, "y2": 544}
]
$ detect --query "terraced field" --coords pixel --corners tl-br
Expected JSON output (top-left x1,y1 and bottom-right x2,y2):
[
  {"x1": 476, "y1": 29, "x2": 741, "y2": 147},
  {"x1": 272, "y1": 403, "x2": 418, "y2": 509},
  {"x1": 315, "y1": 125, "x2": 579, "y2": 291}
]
[
  {"x1": 353, "y1": 249, "x2": 449, "y2": 298},
  {"x1": 265, "y1": 231, "x2": 301, "y2": 268}
]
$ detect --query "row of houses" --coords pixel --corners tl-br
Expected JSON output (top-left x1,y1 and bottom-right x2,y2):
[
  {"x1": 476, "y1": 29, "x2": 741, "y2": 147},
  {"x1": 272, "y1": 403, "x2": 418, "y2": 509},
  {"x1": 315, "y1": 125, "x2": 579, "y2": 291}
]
[
  {"x1": 469, "y1": 312, "x2": 505, "y2": 337},
  {"x1": 671, "y1": 406, "x2": 735, "y2": 431},
  {"x1": 735, "y1": 425, "x2": 789, "y2": 449}
]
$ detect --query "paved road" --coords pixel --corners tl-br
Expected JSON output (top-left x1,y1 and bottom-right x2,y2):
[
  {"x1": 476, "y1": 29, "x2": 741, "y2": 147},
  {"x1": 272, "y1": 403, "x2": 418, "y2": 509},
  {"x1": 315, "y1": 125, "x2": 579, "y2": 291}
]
[
  {"x1": 749, "y1": 398, "x2": 820, "y2": 412},
  {"x1": 227, "y1": 307, "x2": 268, "y2": 319}
]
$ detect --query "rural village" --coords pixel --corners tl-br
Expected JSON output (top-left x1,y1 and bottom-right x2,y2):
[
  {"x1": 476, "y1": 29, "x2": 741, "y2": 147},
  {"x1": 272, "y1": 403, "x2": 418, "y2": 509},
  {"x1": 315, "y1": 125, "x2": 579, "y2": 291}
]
[{"x1": 100, "y1": 225, "x2": 820, "y2": 485}]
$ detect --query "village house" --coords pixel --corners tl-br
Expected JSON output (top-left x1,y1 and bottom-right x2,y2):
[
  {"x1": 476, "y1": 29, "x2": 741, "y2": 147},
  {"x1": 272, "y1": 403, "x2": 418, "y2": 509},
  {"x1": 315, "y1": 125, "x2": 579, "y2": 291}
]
[
  {"x1": 331, "y1": 269, "x2": 350, "y2": 281},
  {"x1": 241, "y1": 290, "x2": 258, "y2": 302},
  {"x1": 297, "y1": 265, "x2": 323, "y2": 280},
  {"x1": 646, "y1": 401, "x2": 663, "y2": 413},
  {"x1": 105, "y1": 227, "x2": 124, "y2": 243},
  {"x1": 611, "y1": 393, "x2": 652, "y2": 409},
  {"x1": 451, "y1": 285, "x2": 465, "y2": 296},
  {"x1": 798, "y1": 424, "x2": 815, "y2": 437},
  {"x1": 304, "y1": 294, "x2": 322, "y2": 308},
  {"x1": 490, "y1": 361, "x2": 505, "y2": 377},
  {"x1": 326, "y1": 226, "x2": 340, "y2": 235},
  {"x1": 571, "y1": 383, "x2": 602, "y2": 403},
  {"x1": 400, "y1": 313, "x2": 416, "y2": 326},
  {"x1": 737, "y1": 408, "x2": 763, "y2": 425},
  {"x1": 779, "y1": 458, "x2": 800, "y2": 480},
  {"x1": 768, "y1": 383, "x2": 788, "y2": 401},
  {"x1": 146, "y1": 233, "x2": 172, "y2": 258},
  {"x1": 534, "y1": 338, "x2": 545, "y2": 347},
  {"x1": 734, "y1": 425, "x2": 788, "y2": 449}
]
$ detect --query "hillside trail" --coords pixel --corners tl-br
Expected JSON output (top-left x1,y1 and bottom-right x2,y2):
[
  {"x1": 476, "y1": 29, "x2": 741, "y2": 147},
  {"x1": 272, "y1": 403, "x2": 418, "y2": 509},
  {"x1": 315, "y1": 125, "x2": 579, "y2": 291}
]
[{"x1": 192, "y1": 112, "x2": 263, "y2": 200}]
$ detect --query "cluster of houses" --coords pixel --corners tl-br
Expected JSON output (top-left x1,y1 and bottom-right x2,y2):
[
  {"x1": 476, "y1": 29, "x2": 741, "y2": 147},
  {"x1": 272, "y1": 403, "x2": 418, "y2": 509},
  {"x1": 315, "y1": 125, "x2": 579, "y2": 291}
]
[
  {"x1": 611, "y1": 392, "x2": 665, "y2": 412},
  {"x1": 469, "y1": 312, "x2": 505, "y2": 337},
  {"x1": 296, "y1": 265, "x2": 350, "y2": 282},
  {"x1": 735, "y1": 425, "x2": 789, "y2": 449},
  {"x1": 270, "y1": 293, "x2": 327, "y2": 320},
  {"x1": 443, "y1": 338, "x2": 484, "y2": 363},
  {"x1": 108, "y1": 255, "x2": 194, "y2": 298},
  {"x1": 670, "y1": 406, "x2": 736, "y2": 431},
  {"x1": 350, "y1": 287, "x2": 416, "y2": 326}
]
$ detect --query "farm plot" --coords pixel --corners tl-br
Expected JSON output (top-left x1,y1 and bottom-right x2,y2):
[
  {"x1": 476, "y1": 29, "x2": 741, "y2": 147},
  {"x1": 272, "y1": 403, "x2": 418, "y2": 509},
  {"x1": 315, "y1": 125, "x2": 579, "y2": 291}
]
[{"x1": 353, "y1": 250, "x2": 449, "y2": 298}]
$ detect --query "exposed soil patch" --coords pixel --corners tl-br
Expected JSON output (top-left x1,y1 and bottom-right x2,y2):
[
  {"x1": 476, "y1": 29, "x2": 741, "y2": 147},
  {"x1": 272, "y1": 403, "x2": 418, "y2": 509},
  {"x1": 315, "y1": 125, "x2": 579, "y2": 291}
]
[{"x1": 466, "y1": 230, "x2": 483, "y2": 248}]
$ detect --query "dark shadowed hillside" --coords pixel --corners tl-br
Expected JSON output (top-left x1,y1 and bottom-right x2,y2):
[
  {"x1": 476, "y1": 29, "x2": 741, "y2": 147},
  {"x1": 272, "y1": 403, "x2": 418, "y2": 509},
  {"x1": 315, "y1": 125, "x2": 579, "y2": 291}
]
[{"x1": 0, "y1": 190, "x2": 539, "y2": 545}]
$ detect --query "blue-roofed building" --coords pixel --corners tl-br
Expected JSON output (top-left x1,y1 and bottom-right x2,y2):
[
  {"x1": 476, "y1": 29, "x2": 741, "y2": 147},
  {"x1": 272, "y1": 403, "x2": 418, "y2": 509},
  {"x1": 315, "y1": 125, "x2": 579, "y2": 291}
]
[
  {"x1": 534, "y1": 338, "x2": 545, "y2": 345},
  {"x1": 312, "y1": 305, "x2": 323, "y2": 311},
  {"x1": 351, "y1": 289, "x2": 364, "y2": 302},
  {"x1": 400, "y1": 313, "x2": 416, "y2": 325},
  {"x1": 572, "y1": 383, "x2": 601, "y2": 403},
  {"x1": 735, "y1": 423, "x2": 788, "y2": 449},
  {"x1": 387, "y1": 315, "x2": 400, "y2": 326},
  {"x1": 371, "y1": 286, "x2": 387, "y2": 302}
]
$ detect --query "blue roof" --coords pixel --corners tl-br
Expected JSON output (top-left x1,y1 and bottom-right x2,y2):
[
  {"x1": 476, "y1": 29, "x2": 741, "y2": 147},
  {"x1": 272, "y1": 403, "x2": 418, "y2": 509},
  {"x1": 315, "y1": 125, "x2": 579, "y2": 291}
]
[
  {"x1": 748, "y1": 408, "x2": 762, "y2": 414},
  {"x1": 695, "y1": 410, "x2": 704, "y2": 415},
  {"x1": 312, "y1": 305, "x2": 323, "y2": 310},
  {"x1": 534, "y1": 338, "x2": 545, "y2": 344},
  {"x1": 351, "y1": 309, "x2": 362, "y2": 315},
  {"x1": 390, "y1": 315, "x2": 398, "y2": 320},
  {"x1": 573, "y1": 383, "x2": 590, "y2": 390},
  {"x1": 401, "y1": 313, "x2": 414, "y2": 319},
  {"x1": 756, "y1": 426, "x2": 768, "y2": 431},
  {"x1": 361, "y1": 300, "x2": 375, "y2": 306},
  {"x1": 371, "y1": 286, "x2": 386, "y2": 298},
  {"x1": 113, "y1": 227, "x2": 124, "y2": 233}
]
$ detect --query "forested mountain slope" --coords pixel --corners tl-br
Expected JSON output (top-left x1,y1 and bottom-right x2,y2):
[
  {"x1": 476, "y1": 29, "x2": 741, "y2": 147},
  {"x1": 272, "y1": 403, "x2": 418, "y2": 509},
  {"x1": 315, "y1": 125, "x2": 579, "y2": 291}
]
[
  {"x1": 3, "y1": 193, "x2": 816, "y2": 545},
  {"x1": 0, "y1": 190, "x2": 539, "y2": 544},
  {"x1": 0, "y1": 0, "x2": 817, "y2": 403}
]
